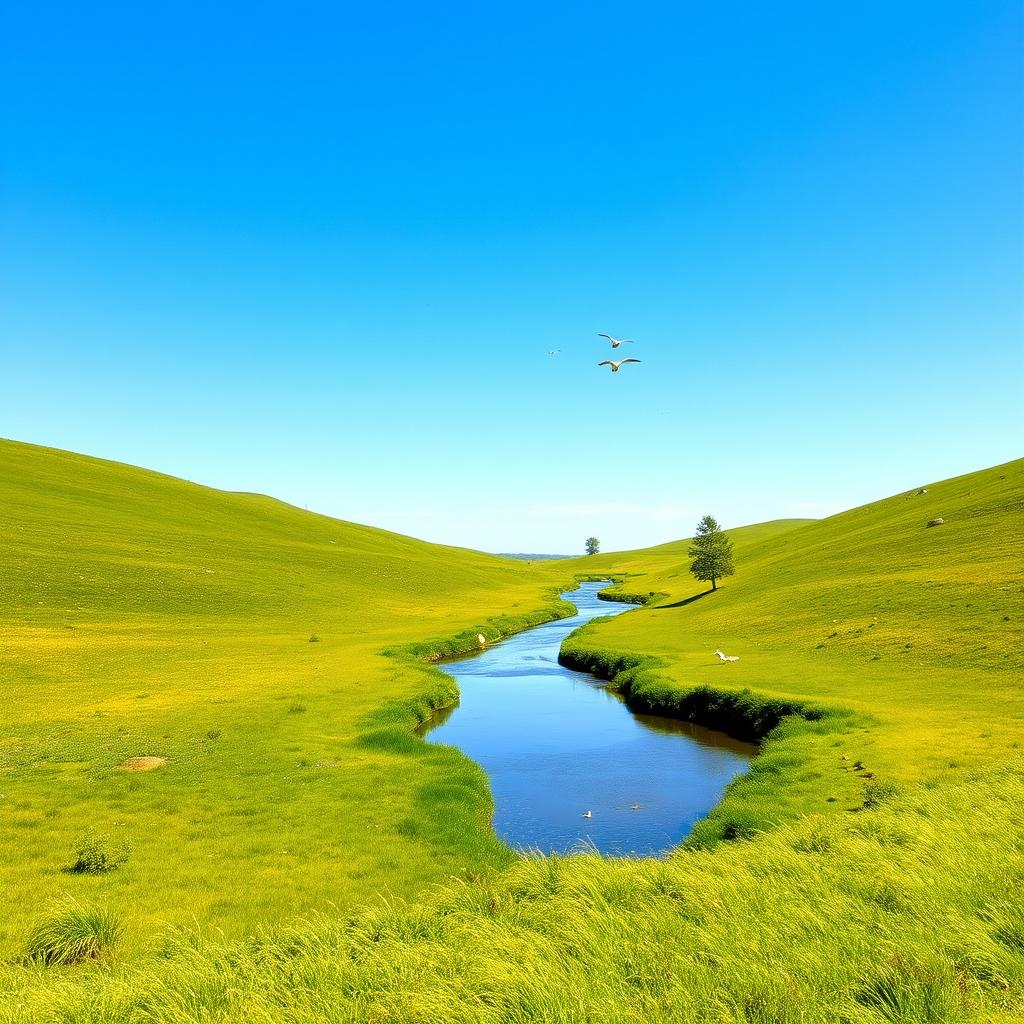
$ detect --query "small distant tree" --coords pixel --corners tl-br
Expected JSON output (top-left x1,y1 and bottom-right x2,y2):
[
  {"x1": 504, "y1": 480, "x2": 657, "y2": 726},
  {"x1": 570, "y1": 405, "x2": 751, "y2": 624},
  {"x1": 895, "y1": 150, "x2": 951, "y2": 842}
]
[
  {"x1": 585, "y1": 537, "x2": 600, "y2": 556},
  {"x1": 688, "y1": 515, "x2": 734, "y2": 591}
]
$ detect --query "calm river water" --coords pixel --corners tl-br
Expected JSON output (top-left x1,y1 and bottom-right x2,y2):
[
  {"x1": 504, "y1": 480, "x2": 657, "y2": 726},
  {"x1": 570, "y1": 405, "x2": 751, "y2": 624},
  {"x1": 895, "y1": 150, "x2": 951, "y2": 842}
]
[{"x1": 421, "y1": 582, "x2": 754, "y2": 856}]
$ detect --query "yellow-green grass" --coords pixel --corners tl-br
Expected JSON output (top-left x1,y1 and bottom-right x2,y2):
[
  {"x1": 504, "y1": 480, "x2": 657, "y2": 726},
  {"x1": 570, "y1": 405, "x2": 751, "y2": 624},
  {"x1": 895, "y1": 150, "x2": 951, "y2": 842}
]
[
  {"x1": 0, "y1": 439, "x2": 574, "y2": 957},
  {"x1": 1, "y1": 442, "x2": 1022, "y2": 1022},
  {"x1": 6, "y1": 764, "x2": 1021, "y2": 1023},
  {"x1": 560, "y1": 460, "x2": 1023, "y2": 844}
]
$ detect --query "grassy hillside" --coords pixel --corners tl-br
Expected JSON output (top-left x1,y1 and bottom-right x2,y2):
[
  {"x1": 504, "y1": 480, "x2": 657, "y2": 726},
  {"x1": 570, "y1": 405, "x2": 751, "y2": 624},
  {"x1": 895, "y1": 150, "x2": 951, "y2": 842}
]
[
  {"x1": 0, "y1": 439, "x2": 573, "y2": 956},
  {"x1": 571, "y1": 519, "x2": 813, "y2": 602},
  {"x1": 1, "y1": 447, "x2": 1022, "y2": 1022},
  {"x1": 561, "y1": 460, "x2": 1023, "y2": 842}
]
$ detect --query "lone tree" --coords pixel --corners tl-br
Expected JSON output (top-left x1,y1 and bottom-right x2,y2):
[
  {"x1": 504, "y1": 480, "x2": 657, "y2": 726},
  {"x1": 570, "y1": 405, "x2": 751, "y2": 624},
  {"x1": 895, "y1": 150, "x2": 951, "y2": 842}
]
[
  {"x1": 688, "y1": 515, "x2": 734, "y2": 591},
  {"x1": 585, "y1": 536, "x2": 600, "y2": 556}
]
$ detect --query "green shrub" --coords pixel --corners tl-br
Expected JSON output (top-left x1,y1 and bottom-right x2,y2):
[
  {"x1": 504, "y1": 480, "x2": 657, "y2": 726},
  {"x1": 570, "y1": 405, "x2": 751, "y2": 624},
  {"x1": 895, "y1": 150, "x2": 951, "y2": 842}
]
[
  {"x1": 69, "y1": 829, "x2": 131, "y2": 874},
  {"x1": 597, "y1": 587, "x2": 665, "y2": 605},
  {"x1": 26, "y1": 898, "x2": 124, "y2": 965}
]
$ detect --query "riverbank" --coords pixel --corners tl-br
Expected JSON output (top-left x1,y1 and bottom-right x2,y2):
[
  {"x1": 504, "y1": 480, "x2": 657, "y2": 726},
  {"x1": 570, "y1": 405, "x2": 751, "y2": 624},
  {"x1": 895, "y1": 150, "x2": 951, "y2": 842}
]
[
  {"x1": 552, "y1": 460, "x2": 1024, "y2": 850},
  {"x1": 558, "y1": 628, "x2": 870, "y2": 847}
]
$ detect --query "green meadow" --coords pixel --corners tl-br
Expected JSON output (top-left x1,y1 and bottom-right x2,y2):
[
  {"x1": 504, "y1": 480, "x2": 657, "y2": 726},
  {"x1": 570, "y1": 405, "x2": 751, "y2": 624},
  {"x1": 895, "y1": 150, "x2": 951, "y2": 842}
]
[
  {"x1": 1, "y1": 440, "x2": 1022, "y2": 1022},
  {"x1": 0, "y1": 440, "x2": 572, "y2": 956}
]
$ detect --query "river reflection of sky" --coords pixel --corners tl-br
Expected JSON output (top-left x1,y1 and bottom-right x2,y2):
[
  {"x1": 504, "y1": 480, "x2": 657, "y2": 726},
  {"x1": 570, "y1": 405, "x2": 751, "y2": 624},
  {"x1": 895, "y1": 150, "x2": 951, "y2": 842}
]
[{"x1": 423, "y1": 582, "x2": 755, "y2": 857}]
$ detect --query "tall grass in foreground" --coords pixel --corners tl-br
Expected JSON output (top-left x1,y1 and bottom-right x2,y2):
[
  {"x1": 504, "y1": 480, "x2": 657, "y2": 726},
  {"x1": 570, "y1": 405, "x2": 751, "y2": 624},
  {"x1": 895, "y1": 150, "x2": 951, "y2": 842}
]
[{"x1": 3, "y1": 766, "x2": 1021, "y2": 1022}]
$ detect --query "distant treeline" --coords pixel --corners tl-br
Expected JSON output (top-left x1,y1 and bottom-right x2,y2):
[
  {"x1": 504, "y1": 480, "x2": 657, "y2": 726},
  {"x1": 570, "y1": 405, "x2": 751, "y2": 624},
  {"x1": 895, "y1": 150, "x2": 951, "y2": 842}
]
[{"x1": 495, "y1": 552, "x2": 571, "y2": 561}]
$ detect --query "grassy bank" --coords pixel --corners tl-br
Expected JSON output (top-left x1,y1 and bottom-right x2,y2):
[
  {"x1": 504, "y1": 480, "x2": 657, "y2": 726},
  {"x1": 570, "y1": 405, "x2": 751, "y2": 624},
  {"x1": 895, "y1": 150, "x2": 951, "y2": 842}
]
[{"x1": 556, "y1": 460, "x2": 1023, "y2": 850}]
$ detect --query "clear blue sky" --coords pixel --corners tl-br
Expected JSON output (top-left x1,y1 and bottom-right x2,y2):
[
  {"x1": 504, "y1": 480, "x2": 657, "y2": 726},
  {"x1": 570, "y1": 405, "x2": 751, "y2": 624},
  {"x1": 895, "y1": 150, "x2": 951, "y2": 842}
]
[{"x1": 2, "y1": 2, "x2": 1021, "y2": 553}]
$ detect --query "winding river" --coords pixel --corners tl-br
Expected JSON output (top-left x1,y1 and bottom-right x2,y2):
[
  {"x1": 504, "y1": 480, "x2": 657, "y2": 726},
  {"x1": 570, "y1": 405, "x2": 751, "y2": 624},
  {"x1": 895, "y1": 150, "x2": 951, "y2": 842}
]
[{"x1": 421, "y1": 582, "x2": 754, "y2": 856}]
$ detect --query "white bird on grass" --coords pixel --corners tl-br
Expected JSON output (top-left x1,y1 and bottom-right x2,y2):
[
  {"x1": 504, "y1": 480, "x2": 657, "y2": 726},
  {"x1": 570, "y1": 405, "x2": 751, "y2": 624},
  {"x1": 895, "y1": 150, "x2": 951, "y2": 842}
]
[
  {"x1": 598, "y1": 358, "x2": 641, "y2": 373},
  {"x1": 714, "y1": 649, "x2": 740, "y2": 663},
  {"x1": 598, "y1": 333, "x2": 633, "y2": 348}
]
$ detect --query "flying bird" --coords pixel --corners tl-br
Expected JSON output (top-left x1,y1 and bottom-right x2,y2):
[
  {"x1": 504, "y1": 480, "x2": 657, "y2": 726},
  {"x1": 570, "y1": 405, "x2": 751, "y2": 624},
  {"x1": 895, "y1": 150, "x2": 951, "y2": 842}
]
[
  {"x1": 598, "y1": 358, "x2": 641, "y2": 373},
  {"x1": 547, "y1": 349, "x2": 560, "y2": 356},
  {"x1": 598, "y1": 333, "x2": 634, "y2": 348}
]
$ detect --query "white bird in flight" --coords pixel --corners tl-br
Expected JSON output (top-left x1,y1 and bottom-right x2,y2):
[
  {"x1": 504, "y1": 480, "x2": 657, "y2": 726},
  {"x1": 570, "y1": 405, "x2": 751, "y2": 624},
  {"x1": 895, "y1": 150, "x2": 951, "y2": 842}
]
[
  {"x1": 598, "y1": 333, "x2": 634, "y2": 348},
  {"x1": 598, "y1": 358, "x2": 641, "y2": 373},
  {"x1": 547, "y1": 349, "x2": 560, "y2": 356}
]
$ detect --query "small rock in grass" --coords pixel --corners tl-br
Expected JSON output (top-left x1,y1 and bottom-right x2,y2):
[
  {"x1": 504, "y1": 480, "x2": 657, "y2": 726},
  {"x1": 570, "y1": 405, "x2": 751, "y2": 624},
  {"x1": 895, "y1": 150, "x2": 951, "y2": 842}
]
[
  {"x1": 119, "y1": 756, "x2": 167, "y2": 772},
  {"x1": 926, "y1": 517, "x2": 945, "y2": 527}
]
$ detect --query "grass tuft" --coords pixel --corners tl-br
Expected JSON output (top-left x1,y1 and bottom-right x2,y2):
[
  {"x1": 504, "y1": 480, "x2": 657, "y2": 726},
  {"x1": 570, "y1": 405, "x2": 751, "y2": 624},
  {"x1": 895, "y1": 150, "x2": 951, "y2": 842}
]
[{"x1": 25, "y1": 898, "x2": 124, "y2": 965}]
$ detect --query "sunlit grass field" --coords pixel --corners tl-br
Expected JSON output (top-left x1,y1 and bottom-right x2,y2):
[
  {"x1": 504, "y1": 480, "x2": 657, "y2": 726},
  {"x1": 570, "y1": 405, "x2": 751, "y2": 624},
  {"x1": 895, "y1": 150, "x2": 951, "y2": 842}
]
[
  {"x1": 1, "y1": 441, "x2": 1021, "y2": 1022},
  {"x1": 0, "y1": 439, "x2": 574, "y2": 956},
  {"x1": 561, "y1": 462, "x2": 1024, "y2": 844}
]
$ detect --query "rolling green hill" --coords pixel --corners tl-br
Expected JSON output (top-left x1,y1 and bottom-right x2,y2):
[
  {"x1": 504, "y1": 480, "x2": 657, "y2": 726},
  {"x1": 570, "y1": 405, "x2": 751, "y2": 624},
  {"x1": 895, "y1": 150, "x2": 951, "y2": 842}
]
[
  {"x1": 0, "y1": 439, "x2": 573, "y2": 955},
  {"x1": 1, "y1": 444, "x2": 1022, "y2": 1022},
  {"x1": 560, "y1": 459, "x2": 1024, "y2": 843}
]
